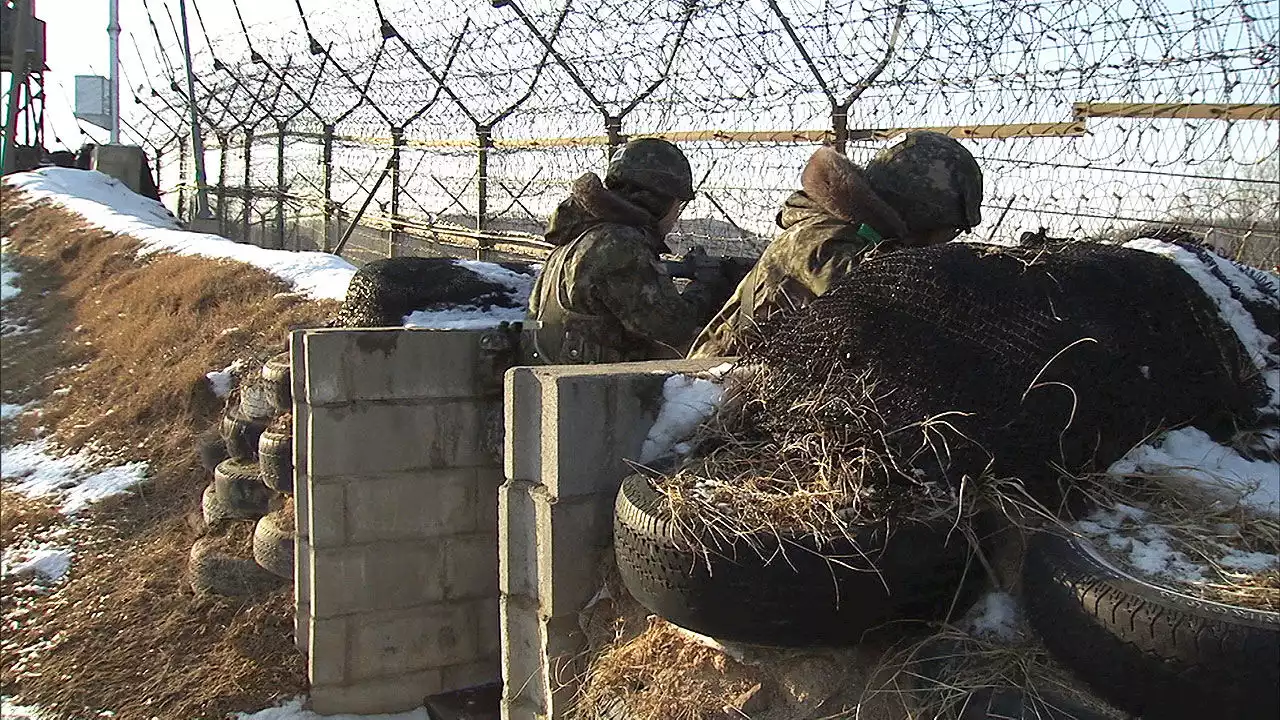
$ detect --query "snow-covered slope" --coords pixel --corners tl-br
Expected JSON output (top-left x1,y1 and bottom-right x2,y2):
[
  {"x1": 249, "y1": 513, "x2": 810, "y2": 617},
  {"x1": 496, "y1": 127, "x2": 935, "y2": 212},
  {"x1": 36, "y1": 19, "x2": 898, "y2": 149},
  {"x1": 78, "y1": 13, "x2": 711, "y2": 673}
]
[{"x1": 5, "y1": 168, "x2": 357, "y2": 301}]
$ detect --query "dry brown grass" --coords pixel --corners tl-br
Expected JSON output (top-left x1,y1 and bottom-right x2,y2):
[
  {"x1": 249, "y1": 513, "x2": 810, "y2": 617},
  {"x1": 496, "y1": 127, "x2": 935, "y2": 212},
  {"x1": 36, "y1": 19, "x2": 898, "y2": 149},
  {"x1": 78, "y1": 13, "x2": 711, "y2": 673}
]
[
  {"x1": 0, "y1": 187, "x2": 337, "y2": 718},
  {"x1": 653, "y1": 372, "x2": 980, "y2": 548},
  {"x1": 0, "y1": 491, "x2": 62, "y2": 548}
]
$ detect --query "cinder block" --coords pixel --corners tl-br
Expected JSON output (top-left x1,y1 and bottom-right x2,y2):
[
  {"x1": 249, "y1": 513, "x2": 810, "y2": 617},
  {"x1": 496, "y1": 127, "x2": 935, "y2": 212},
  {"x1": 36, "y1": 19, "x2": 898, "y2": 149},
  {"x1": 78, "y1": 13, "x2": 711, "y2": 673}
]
[
  {"x1": 295, "y1": 536, "x2": 312, "y2": 654},
  {"x1": 477, "y1": 596, "x2": 501, "y2": 657},
  {"x1": 443, "y1": 533, "x2": 499, "y2": 600},
  {"x1": 309, "y1": 669, "x2": 443, "y2": 716},
  {"x1": 535, "y1": 492, "x2": 617, "y2": 618},
  {"x1": 474, "y1": 467, "x2": 504, "y2": 535},
  {"x1": 348, "y1": 604, "x2": 481, "y2": 681},
  {"x1": 308, "y1": 616, "x2": 348, "y2": 686},
  {"x1": 309, "y1": 483, "x2": 346, "y2": 548},
  {"x1": 441, "y1": 656, "x2": 502, "y2": 692},
  {"x1": 504, "y1": 367, "x2": 543, "y2": 483},
  {"x1": 540, "y1": 370, "x2": 665, "y2": 500},
  {"x1": 311, "y1": 542, "x2": 445, "y2": 618},
  {"x1": 309, "y1": 401, "x2": 495, "y2": 477},
  {"x1": 303, "y1": 329, "x2": 500, "y2": 405},
  {"x1": 345, "y1": 469, "x2": 477, "y2": 544},
  {"x1": 500, "y1": 593, "x2": 547, "y2": 711},
  {"x1": 498, "y1": 481, "x2": 540, "y2": 598},
  {"x1": 501, "y1": 697, "x2": 544, "y2": 720}
]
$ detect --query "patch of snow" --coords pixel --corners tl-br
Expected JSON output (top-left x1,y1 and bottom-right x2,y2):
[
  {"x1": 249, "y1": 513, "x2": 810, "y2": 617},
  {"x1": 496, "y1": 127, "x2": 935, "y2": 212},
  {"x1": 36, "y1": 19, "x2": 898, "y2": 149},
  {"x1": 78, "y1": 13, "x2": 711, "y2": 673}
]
[
  {"x1": 1124, "y1": 238, "x2": 1280, "y2": 409},
  {"x1": 1108, "y1": 427, "x2": 1280, "y2": 517},
  {"x1": 638, "y1": 374, "x2": 725, "y2": 464},
  {"x1": 1, "y1": 238, "x2": 20, "y2": 301},
  {"x1": 1, "y1": 402, "x2": 25, "y2": 420},
  {"x1": 1074, "y1": 504, "x2": 1279, "y2": 585},
  {"x1": 205, "y1": 360, "x2": 244, "y2": 398},
  {"x1": 965, "y1": 591, "x2": 1021, "y2": 643},
  {"x1": 1, "y1": 698, "x2": 47, "y2": 720},
  {"x1": 1, "y1": 438, "x2": 149, "y2": 514},
  {"x1": 455, "y1": 259, "x2": 537, "y2": 298},
  {"x1": 2, "y1": 546, "x2": 72, "y2": 585},
  {"x1": 402, "y1": 305, "x2": 528, "y2": 330},
  {"x1": 4, "y1": 169, "x2": 357, "y2": 301},
  {"x1": 237, "y1": 697, "x2": 430, "y2": 720}
]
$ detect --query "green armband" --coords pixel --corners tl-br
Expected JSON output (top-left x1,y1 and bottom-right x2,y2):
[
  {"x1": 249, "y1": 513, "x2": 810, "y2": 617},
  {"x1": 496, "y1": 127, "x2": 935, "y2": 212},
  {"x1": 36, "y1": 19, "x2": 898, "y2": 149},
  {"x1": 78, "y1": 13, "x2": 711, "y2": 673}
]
[{"x1": 855, "y1": 223, "x2": 883, "y2": 244}]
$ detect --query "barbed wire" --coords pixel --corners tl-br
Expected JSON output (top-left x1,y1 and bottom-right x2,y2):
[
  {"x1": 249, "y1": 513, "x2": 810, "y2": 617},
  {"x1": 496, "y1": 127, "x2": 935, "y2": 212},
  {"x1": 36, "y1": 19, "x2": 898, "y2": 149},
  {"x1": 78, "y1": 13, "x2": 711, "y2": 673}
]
[{"x1": 129, "y1": 0, "x2": 1277, "y2": 266}]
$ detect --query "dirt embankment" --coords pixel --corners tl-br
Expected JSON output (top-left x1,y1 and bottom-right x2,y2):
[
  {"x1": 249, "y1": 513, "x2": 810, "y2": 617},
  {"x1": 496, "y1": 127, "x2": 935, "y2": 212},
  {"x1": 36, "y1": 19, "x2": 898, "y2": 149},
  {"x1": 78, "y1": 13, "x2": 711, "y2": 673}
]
[{"x1": 1, "y1": 187, "x2": 337, "y2": 719}]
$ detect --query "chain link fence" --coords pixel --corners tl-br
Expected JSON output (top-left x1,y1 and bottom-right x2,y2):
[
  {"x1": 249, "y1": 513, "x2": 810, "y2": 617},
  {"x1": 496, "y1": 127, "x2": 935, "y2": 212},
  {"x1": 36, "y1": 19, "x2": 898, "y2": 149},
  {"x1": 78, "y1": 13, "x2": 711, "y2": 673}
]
[{"x1": 124, "y1": 0, "x2": 1278, "y2": 269}]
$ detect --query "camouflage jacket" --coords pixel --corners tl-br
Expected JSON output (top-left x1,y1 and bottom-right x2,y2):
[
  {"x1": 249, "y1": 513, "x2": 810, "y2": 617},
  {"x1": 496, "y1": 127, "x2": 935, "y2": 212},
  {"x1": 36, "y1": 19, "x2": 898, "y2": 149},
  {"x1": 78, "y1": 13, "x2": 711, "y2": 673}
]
[
  {"x1": 527, "y1": 173, "x2": 713, "y2": 364},
  {"x1": 688, "y1": 191, "x2": 888, "y2": 358}
]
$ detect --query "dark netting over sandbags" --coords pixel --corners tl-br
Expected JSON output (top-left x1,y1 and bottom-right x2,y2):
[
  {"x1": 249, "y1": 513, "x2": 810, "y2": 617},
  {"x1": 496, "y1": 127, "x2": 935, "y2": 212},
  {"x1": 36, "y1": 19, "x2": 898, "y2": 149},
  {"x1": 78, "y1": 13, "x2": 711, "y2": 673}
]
[
  {"x1": 728, "y1": 241, "x2": 1272, "y2": 505},
  {"x1": 333, "y1": 256, "x2": 534, "y2": 327}
]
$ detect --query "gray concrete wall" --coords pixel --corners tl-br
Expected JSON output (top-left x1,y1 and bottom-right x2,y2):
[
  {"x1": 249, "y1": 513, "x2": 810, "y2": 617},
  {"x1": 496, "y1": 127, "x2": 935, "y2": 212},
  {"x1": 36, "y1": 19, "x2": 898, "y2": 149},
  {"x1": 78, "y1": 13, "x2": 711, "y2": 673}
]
[
  {"x1": 500, "y1": 360, "x2": 726, "y2": 720},
  {"x1": 296, "y1": 328, "x2": 506, "y2": 715}
]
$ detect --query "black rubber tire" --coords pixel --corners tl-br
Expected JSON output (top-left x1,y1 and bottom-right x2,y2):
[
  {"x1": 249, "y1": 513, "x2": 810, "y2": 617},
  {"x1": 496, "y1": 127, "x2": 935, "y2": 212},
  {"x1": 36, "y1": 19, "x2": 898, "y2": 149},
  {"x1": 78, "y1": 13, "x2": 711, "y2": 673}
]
[
  {"x1": 252, "y1": 506, "x2": 294, "y2": 579},
  {"x1": 189, "y1": 532, "x2": 285, "y2": 597},
  {"x1": 238, "y1": 380, "x2": 277, "y2": 420},
  {"x1": 261, "y1": 352, "x2": 292, "y2": 412},
  {"x1": 1023, "y1": 531, "x2": 1280, "y2": 720},
  {"x1": 220, "y1": 409, "x2": 268, "y2": 462},
  {"x1": 613, "y1": 473, "x2": 990, "y2": 647},
  {"x1": 257, "y1": 416, "x2": 293, "y2": 494},
  {"x1": 197, "y1": 428, "x2": 229, "y2": 472},
  {"x1": 212, "y1": 458, "x2": 272, "y2": 518}
]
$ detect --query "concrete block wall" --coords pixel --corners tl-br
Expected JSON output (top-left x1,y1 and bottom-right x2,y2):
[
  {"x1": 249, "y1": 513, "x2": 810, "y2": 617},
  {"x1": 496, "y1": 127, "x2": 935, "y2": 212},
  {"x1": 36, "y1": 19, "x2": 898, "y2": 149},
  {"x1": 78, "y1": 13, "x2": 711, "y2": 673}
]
[
  {"x1": 500, "y1": 359, "x2": 726, "y2": 720},
  {"x1": 295, "y1": 328, "x2": 506, "y2": 715}
]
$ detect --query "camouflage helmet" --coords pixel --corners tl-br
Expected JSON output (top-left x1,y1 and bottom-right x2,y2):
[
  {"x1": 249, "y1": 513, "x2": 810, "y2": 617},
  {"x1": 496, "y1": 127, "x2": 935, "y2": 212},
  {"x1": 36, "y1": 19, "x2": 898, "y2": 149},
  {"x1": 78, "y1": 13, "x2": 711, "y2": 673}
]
[
  {"x1": 864, "y1": 131, "x2": 983, "y2": 231},
  {"x1": 605, "y1": 138, "x2": 695, "y2": 202}
]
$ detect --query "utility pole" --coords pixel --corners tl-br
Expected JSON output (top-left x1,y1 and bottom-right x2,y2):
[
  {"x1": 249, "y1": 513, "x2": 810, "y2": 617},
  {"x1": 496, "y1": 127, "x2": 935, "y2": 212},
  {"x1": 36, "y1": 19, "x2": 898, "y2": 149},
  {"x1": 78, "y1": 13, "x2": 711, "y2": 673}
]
[
  {"x1": 2, "y1": 0, "x2": 32, "y2": 173},
  {"x1": 108, "y1": 0, "x2": 120, "y2": 143},
  {"x1": 177, "y1": 0, "x2": 211, "y2": 219}
]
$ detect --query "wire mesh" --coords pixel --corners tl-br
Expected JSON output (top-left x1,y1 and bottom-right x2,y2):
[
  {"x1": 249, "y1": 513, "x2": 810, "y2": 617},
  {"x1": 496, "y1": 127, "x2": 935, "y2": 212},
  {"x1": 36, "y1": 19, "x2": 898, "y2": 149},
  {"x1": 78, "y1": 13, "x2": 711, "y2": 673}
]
[{"x1": 127, "y1": 0, "x2": 1277, "y2": 267}]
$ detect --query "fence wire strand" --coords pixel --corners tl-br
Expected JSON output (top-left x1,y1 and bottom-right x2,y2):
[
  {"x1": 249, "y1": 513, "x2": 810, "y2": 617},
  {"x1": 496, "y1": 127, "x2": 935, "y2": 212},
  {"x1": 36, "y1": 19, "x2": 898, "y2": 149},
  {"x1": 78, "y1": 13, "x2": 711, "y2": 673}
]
[{"x1": 130, "y1": 0, "x2": 1277, "y2": 266}]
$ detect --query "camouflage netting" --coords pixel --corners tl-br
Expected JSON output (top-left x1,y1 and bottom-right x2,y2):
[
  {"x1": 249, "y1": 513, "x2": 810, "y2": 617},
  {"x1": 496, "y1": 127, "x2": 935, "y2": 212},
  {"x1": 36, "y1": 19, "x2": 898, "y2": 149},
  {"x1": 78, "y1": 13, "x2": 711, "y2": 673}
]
[
  {"x1": 332, "y1": 256, "x2": 534, "y2": 328},
  {"x1": 725, "y1": 241, "x2": 1274, "y2": 509}
]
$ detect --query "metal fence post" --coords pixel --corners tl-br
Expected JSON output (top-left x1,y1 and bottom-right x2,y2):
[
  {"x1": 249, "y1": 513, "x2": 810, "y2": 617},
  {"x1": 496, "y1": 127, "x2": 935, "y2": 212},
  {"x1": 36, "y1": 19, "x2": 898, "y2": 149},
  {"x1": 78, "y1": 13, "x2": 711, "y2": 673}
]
[
  {"x1": 216, "y1": 132, "x2": 229, "y2": 235},
  {"x1": 177, "y1": 134, "x2": 189, "y2": 221},
  {"x1": 475, "y1": 123, "x2": 492, "y2": 260},
  {"x1": 242, "y1": 128, "x2": 253, "y2": 245},
  {"x1": 321, "y1": 123, "x2": 334, "y2": 253},
  {"x1": 276, "y1": 121, "x2": 287, "y2": 249},
  {"x1": 604, "y1": 115, "x2": 624, "y2": 160},
  {"x1": 388, "y1": 125, "x2": 403, "y2": 258}
]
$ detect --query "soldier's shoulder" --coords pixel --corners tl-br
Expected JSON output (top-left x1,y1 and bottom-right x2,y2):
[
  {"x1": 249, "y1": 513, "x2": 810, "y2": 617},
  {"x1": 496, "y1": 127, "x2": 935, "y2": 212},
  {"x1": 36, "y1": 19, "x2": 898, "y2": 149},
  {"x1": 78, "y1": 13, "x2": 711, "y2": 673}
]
[{"x1": 573, "y1": 224, "x2": 653, "y2": 265}]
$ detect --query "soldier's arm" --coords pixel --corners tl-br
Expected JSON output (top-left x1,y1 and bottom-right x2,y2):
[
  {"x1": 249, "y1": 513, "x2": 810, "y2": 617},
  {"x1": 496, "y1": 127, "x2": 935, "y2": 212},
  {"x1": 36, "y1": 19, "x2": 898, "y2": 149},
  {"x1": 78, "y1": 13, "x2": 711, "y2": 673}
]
[{"x1": 590, "y1": 238, "x2": 708, "y2": 357}]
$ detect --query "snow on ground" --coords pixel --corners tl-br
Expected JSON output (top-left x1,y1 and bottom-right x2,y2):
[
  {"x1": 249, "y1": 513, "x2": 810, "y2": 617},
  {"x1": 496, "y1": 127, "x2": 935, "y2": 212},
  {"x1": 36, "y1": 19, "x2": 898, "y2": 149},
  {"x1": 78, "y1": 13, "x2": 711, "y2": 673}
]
[
  {"x1": 1, "y1": 237, "x2": 20, "y2": 301},
  {"x1": 964, "y1": 591, "x2": 1022, "y2": 643},
  {"x1": 1, "y1": 402, "x2": 25, "y2": 421},
  {"x1": 1107, "y1": 427, "x2": 1280, "y2": 517},
  {"x1": 0, "y1": 698, "x2": 45, "y2": 719},
  {"x1": 639, "y1": 373, "x2": 726, "y2": 464},
  {"x1": 238, "y1": 697, "x2": 430, "y2": 720},
  {"x1": 206, "y1": 360, "x2": 245, "y2": 399},
  {"x1": 1074, "y1": 502, "x2": 1279, "y2": 585},
  {"x1": 2, "y1": 546, "x2": 73, "y2": 586},
  {"x1": 1, "y1": 438, "x2": 148, "y2": 514},
  {"x1": 4, "y1": 169, "x2": 357, "y2": 301}
]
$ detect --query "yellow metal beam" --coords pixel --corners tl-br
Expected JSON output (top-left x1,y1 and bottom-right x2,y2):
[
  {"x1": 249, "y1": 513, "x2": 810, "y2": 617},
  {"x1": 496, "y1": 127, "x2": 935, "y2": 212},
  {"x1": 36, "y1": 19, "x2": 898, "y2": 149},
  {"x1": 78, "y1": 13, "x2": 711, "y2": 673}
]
[{"x1": 1074, "y1": 102, "x2": 1280, "y2": 121}]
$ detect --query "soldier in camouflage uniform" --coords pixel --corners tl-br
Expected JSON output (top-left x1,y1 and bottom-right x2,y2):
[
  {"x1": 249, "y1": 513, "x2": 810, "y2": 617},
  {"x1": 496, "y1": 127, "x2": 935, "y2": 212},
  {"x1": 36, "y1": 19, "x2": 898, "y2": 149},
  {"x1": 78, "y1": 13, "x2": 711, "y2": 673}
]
[
  {"x1": 527, "y1": 138, "x2": 718, "y2": 364},
  {"x1": 689, "y1": 131, "x2": 983, "y2": 358}
]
